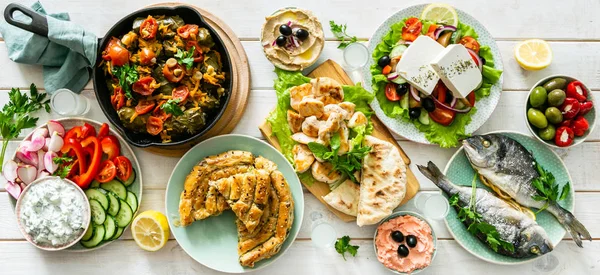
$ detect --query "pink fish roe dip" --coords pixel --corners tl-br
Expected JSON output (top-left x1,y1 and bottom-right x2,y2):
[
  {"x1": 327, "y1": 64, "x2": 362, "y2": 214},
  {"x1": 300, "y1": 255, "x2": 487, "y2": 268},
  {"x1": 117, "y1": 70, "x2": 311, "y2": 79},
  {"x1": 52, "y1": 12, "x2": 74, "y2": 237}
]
[{"x1": 375, "y1": 215, "x2": 434, "y2": 274}]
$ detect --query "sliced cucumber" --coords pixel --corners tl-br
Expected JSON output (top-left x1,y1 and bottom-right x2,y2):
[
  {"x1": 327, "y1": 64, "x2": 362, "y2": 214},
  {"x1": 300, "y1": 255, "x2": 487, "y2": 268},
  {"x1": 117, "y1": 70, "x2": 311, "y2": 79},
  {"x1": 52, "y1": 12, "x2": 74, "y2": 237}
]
[
  {"x1": 90, "y1": 180, "x2": 101, "y2": 188},
  {"x1": 100, "y1": 180, "x2": 127, "y2": 200},
  {"x1": 390, "y1": 44, "x2": 408, "y2": 58},
  {"x1": 81, "y1": 225, "x2": 105, "y2": 248},
  {"x1": 121, "y1": 169, "x2": 136, "y2": 187},
  {"x1": 400, "y1": 93, "x2": 409, "y2": 109},
  {"x1": 391, "y1": 75, "x2": 407, "y2": 84},
  {"x1": 85, "y1": 188, "x2": 109, "y2": 210},
  {"x1": 107, "y1": 192, "x2": 121, "y2": 216},
  {"x1": 89, "y1": 199, "x2": 107, "y2": 225},
  {"x1": 418, "y1": 108, "x2": 430, "y2": 125},
  {"x1": 115, "y1": 200, "x2": 134, "y2": 227},
  {"x1": 126, "y1": 191, "x2": 138, "y2": 213},
  {"x1": 111, "y1": 227, "x2": 124, "y2": 241},
  {"x1": 81, "y1": 224, "x2": 94, "y2": 242},
  {"x1": 103, "y1": 215, "x2": 117, "y2": 241}
]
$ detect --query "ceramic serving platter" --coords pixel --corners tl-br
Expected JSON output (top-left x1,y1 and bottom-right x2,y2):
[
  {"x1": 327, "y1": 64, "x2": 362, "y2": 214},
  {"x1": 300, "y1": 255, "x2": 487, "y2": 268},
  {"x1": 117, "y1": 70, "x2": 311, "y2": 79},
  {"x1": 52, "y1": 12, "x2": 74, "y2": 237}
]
[
  {"x1": 361, "y1": 4, "x2": 504, "y2": 145},
  {"x1": 164, "y1": 134, "x2": 304, "y2": 273},
  {"x1": 443, "y1": 131, "x2": 573, "y2": 264}
]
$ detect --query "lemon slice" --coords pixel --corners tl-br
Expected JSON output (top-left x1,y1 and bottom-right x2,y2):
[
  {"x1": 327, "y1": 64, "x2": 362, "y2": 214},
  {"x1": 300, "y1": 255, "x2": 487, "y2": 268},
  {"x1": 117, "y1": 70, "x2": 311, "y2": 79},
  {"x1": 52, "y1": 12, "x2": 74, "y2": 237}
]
[
  {"x1": 131, "y1": 210, "x2": 170, "y2": 252},
  {"x1": 420, "y1": 3, "x2": 458, "y2": 27},
  {"x1": 514, "y1": 39, "x2": 553, "y2": 70}
]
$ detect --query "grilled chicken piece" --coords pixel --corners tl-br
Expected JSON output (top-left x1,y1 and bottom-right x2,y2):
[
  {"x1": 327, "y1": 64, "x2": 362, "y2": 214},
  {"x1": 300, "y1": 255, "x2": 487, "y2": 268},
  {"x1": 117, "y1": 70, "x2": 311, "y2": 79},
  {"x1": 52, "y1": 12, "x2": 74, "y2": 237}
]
[
  {"x1": 298, "y1": 97, "x2": 325, "y2": 118},
  {"x1": 348, "y1": 111, "x2": 368, "y2": 128},
  {"x1": 317, "y1": 112, "x2": 343, "y2": 145},
  {"x1": 289, "y1": 83, "x2": 313, "y2": 111},
  {"x1": 301, "y1": 116, "x2": 322, "y2": 137},
  {"x1": 287, "y1": 110, "x2": 304, "y2": 133},
  {"x1": 291, "y1": 132, "x2": 317, "y2": 144},
  {"x1": 322, "y1": 104, "x2": 349, "y2": 120},
  {"x1": 337, "y1": 123, "x2": 350, "y2": 155},
  {"x1": 292, "y1": 144, "x2": 315, "y2": 173},
  {"x1": 311, "y1": 161, "x2": 342, "y2": 184},
  {"x1": 338, "y1": 102, "x2": 355, "y2": 119},
  {"x1": 311, "y1": 77, "x2": 344, "y2": 105}
]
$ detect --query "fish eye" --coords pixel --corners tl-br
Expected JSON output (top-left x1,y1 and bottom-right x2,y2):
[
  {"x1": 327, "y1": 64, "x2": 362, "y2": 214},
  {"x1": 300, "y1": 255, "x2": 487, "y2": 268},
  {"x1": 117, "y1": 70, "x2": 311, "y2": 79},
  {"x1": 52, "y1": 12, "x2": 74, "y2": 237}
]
[
  {"x1": 530, "y1": 246, "x2": 540, "y2": 254},
  {"x1": 482, "y1": 140, "x2": 491, "y2": 147}
]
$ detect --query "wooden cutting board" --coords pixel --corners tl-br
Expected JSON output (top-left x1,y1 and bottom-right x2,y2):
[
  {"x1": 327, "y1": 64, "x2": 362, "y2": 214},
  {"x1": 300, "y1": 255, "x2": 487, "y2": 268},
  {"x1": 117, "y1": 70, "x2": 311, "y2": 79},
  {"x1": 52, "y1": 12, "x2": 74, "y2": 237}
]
[{"x1": 259, "y1": 60, "x2": 420, "y2": 222}]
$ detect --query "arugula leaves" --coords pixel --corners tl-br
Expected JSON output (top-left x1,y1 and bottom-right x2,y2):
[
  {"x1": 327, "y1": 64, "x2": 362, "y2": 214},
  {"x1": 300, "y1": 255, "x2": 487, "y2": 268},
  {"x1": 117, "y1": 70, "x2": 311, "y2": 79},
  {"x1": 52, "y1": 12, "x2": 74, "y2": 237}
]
[
  {"x1": 175, "y1": 47, "x2": 195, "y2": 70},
  {"x1": 335, "y1": 235, "x2": 359, "y2": 260},
  {"x1": 0, "y1": 84, "x2": 50, "y2": 171},
  {"x1": 531, "y1": 163, "x2": 570, "y2": 212},
  {"x1": 112, "y1": 63, "x2": 138, "y2": 99},
  {"x1": 52, "y1": 156, "x2": 74, "y2": 178},
  {"x1": 329, "y1": 21, "x2": 358, "y2": 49},
  {"x1": 308, "y1": 133, "x2": 371, "y2": 184},
  {"x1": 160, "y1": 99, "x2": 184, "y2": 116}
]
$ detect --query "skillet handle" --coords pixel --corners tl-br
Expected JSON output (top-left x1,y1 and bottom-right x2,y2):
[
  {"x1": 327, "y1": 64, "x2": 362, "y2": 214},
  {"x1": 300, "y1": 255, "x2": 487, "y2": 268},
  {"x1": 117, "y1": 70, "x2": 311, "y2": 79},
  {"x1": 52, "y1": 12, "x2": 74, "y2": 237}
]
[{"x1": 3, "y1": 3, "x2": 49, "y2": 37}]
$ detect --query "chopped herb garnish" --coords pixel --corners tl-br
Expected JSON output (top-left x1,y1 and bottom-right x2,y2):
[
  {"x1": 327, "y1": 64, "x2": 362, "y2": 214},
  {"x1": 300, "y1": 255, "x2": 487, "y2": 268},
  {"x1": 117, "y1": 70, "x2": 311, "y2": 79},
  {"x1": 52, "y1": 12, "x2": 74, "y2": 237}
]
[
  {"x1": 112, "y1": 63, "x2": 138, "y2": 99},
  {"x1": 160, "y1": 99, "x2": 184, "y2": 116},
  {"x1": 335, "y1": 235, "x2": 359, "y2": 260},
  {"x1": 52, "y1": 156, "x2": 73, "y2": 165},
  {"x1": 531, "y1": 162, "x2": 570, "y2": 212},
  {"x1": 329, "y1": 21, "x2": 358, "y2": 49},
  {"x1": 175, "y1": 47, "x2": 195, "y2": 70},
  {"x1": 52, "y1": 156, "x2": 74, "y2": 178},
  {"x1": 308, "y1": 133, "x2": 371, "y2": 183}
]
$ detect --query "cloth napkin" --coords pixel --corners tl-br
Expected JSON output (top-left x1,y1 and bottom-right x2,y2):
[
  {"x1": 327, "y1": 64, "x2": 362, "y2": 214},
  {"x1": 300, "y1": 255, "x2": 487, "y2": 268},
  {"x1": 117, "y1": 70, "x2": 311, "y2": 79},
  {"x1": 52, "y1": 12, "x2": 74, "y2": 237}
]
[{"x1": 0, "y1": 1, "x2": 97, "y2": 94}]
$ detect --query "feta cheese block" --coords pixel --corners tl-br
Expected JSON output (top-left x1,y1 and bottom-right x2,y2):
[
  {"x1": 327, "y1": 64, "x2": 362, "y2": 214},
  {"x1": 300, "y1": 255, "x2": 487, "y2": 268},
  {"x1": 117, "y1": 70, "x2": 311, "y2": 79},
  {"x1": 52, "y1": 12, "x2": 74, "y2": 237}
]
[
  {"x1": 430, "y1": 44, "x2": 482, "y2": 99},
  {"x1": 396, "y1": 36, "x2": 444, "y2": 95}
]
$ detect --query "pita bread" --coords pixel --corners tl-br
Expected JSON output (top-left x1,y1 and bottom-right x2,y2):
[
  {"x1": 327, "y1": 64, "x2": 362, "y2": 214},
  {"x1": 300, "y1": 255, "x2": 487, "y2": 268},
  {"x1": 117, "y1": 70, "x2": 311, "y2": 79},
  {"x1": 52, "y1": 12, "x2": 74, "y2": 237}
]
[
  {"x1": 322, "y1": 180, "x2": 359, "y2": 216},
  {"x1": 357, "y1": 135, "x2": 407, "y2": 226}
]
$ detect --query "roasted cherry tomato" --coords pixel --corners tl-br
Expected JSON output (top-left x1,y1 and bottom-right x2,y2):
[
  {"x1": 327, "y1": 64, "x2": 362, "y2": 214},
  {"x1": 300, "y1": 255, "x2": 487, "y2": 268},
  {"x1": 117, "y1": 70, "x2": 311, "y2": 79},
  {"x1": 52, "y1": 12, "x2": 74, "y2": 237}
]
[
  {"x1": 402, "y1": 17, "x2": 422, "y2": 42},
  {"x1": 139, "y1": 16, "x2": 158, "y2": 40},
  {"x1": 560, "y1": 98, "x2": 581, "y2": 119},
  {"x1": 571, "y1": 116, "x2": 590, "y2": 137},
  {"x1": 111, "y1": 87, "x2": 126, "y2": 110},
  {"x1": 566, "y1": 81, "x2": 587, "y2": 102},
  {"x1": 146, "y1": 116, "x2": 163, "y2": 136},
  {"x1": 385, "y1": 83, "x2": 401, "y2": 101},
  {"x1": 95, "y1": 160, "x2": 116, "y2": 183},
  {"x1": 97, "y1": 123, "x2": 110, "y2": 140},
  {"x1": 555, "y1": 126, "x2": 574, "y2": 147},
  {"x1": 152, "y1": 101, "x2": 172, "y2": 121},
  {"x1": 135, "y1": 100, "x2": 156, "y2": 115},
  {"x1": 579, "y1": 101, "x2": 593, "y2": 116},
  {"x1": 139, "y1": 48, "x2": 156, "y2": 65},
  {"x1": 177, "y1": 24, "x2": 199, "y2": 39},
  {"x1": 172, "y1": 86, "x2": 190, "y2": 102},
  {"x1": 114, "y1": 156, "x2": 133, "y2": 182},
  {"x1": 100, "y1": 135, "x2": 121, "y2": 160},
  {"x1": 467, "y1": 92, "x2": 476, "y2": 107},
  {"x1": 186, "y1": 40, "x2": 204, "y2": 63},
  {"x1": 426, "y1": 24, "x2": 438, "y2": 39},
  {"x1": 429, "y1": 102, "x2": 456, "y2": 126},
  {"x1": 459, "y1": 36, "x2": 481, "y2": 53},
  {"x1": 162, "y1": 63, "x2": 185, "y2": 83},
  {"x1": 102, "y1": 37, "x2": 130, "y2": 67},
  {"x1": 132, "y1": 76, "x2": 156, "y2": 96}
]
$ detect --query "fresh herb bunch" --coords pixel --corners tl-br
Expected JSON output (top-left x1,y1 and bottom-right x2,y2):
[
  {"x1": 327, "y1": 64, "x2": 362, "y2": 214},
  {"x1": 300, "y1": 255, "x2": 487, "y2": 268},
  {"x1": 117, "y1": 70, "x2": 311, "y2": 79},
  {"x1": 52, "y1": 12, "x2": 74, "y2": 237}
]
[
  {"x1": 308, "y1": 133, "x2": 371, "y2": 183},
  {"x1": 0, "y1": 84, "x2": 50, "y2": 171},
  {"x1": 160, "y1": 99, "x2": 184, "y2": 116},
  {"x1": 329, "y1": 21, "x2": 358, "y2": 49},
  {"x1": 175, "y1": 47, "x2": 195, "y2": 70},
  {"x1": 113, "y1": 63, "x2": 138, "y2": 99},
  {"x1": 335, "y1": 235, "x2": 359, "y2": 260},
  {"x1": 52, "y1": 156, "x2": 74, "y2": 178},
  {"x1": 531, "y1": 163, "x2": 570, "y2": 212},
  {"x1": 449, "y1": 174, "x2": 515, "y2": 253}
]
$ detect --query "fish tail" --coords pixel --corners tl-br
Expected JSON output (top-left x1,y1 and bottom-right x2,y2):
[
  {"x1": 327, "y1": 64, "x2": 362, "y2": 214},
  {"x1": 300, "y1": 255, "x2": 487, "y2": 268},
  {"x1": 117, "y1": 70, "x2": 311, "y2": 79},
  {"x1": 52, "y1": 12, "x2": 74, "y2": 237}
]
[
  {"x1": 548, "y1": 203, "x2": 592, "y2": 248},
  {"x1": 417, "y1": 161, "x2": 455, "y2": 194}
]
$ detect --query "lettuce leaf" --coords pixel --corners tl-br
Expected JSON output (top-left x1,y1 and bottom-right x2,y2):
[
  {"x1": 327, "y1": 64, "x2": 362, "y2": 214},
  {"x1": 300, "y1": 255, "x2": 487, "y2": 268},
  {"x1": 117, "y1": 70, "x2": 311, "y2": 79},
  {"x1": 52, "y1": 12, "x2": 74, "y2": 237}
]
[
  {"x1": 457, "y1": 22, "x2": 478, "y2": 39},
  {"x1": 415, "y1": 108, "x2": 476, "y2": 148}
]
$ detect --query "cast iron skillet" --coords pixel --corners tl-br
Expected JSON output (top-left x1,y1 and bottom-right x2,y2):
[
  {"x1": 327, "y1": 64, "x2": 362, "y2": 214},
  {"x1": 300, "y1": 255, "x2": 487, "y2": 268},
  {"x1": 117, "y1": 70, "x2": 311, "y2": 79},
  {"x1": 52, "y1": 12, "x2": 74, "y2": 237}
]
[{"x1": 4, "y1": 3, "x2": 233, "y2": 148}]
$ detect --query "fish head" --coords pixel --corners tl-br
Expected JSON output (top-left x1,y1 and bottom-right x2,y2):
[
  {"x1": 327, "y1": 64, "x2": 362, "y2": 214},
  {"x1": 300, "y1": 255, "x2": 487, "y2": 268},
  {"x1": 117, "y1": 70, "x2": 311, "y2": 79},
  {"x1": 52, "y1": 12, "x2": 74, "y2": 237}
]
[
  {"x1": 516, "y1": 225, "x2": 554, "y2": 257},
  {"x1": 463, "y1": 134, "x2": 504, "y2": 169}
]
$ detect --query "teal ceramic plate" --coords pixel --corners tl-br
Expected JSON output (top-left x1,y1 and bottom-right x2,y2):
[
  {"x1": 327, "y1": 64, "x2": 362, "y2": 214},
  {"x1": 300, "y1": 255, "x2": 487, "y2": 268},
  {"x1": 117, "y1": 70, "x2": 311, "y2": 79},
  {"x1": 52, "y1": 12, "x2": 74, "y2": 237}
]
[
  {"x1": 165, "y1": 134, "x2": 304, "y2": 273},
  {"x1": 443, "y1": 131, "x2": 573, "y2": 264},
  {"x1": 361, "y1": 4, "x2": 503, "y2": 145}
]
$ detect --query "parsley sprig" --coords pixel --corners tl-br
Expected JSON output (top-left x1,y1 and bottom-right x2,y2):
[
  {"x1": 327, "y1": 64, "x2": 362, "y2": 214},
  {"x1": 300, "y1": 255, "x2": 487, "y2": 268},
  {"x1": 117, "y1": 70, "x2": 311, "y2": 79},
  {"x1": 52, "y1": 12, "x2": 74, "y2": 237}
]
[
  {"x1": 52, "y1": 156, "x2": 74, "y2": 178},
  {"x1": 160, "y1": 99, "x2": 184, "y2": 116},
  {"x1": 329, "y1": 21, "x2": 358, "y2": 49},
  {"x1": 0, "y1": 84, "x2": 50, "y2": 171},
  {"x1": 112, "y1": 63, "x2": 138, "y2": 99},
  {"x1": 335, "y1": 235, "x2": 359, "y2": 260},
  {"x1": 175, "y1": 47, "x2": 195, "y2": 70},
  {"x1": 449, "y1": 173, "x2": 515, "y2": 253},
  {"x1": 307, "y1": 133, "x2": 371, "y2": 183},
  {"x1": 531, "y1": 163, "x2": 570, "y2": 212}
]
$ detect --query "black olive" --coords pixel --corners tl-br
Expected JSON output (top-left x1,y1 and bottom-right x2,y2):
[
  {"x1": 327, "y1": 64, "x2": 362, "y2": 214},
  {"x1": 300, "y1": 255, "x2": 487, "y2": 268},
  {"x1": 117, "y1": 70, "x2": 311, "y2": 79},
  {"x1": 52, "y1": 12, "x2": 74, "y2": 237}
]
[
  {"x1": 406, "y1": 235, "x2": 418, "y2": 248},
  {"x1": 279, "y1": 24, "x2": 292, "y2": 36},
  {"x1": 397, "y1": 244, "x2": 410, "y2": 257},
  {"x1": 409, "y1": 108, "x2": 421, "y2": 119},
  {"x1": 396, "y1": 84, "x2": 408, "y2": 96},
  {"x1": 391, "y1": 231, "x2": 404, "y2": 243},
  {"x1": 276, "y1": 35, "x2": 287, "y2": 47},
  {"x1": 378, "y1": 55, "x2": 391, "y2": 68},
  {"x1": 481, "y1": 57, "x2": 486, "y2": 65},
  {"x1": 295, "y1": 29, "x2": 310, "y2": 41},
  {"x1": 422, "y1": 98, "x2": 435, "y2": 112}
]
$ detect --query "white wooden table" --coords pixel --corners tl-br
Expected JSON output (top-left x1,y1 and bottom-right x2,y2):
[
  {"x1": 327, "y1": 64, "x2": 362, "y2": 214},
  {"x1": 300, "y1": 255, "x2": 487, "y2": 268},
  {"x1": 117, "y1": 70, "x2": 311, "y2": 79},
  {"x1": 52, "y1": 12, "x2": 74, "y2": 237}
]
[{"x1": 0, "y1": 0, "x2": 599, "y2": 274}]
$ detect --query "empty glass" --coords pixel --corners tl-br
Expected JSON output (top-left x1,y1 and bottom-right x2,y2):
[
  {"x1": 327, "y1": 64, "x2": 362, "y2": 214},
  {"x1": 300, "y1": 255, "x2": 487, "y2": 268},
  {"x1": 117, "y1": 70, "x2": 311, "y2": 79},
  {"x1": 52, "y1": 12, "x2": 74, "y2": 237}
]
[
  {"x1": 50, "y1": 88, "x2": 90, "y2": 116},
  {"x1": 413, "y1": 192, "x2": 450, "y2": 220},
  {"x1": 342, "y1": 42, "x2": 369, "y2": 71},
  {"x1": 309, "y1": 211, "x2": 337, "y2": 248}
]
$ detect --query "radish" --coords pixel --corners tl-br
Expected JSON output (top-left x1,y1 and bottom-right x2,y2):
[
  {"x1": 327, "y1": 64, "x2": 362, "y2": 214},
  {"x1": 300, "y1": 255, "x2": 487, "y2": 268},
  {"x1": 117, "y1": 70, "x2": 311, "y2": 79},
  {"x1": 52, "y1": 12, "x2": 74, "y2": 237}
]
[
  {"x1": 32, "y1": 128, "x2": 49, "y2": 139},
  {"x1": 37, "y1": 150, "x2": 45, "y2": 172},
  {"x1": 2, "y1": 160, "x2": 18, "y2": 182},
  {"x1": 17, "y1": 165, "x2": 37, "y2": 185},
  {"x1": 47, "y1": 120, "x2": 65, "y2": 136},
  {"x1": 38, "y1": 170, "x2": 50, "y2": 179},
  {"x1": 16, "y1": 147, "x2": 38, "y2": 166},
  {"x1": 47, "y1": 131, "x2": 64, "y2": 152},
  {"x1": 43, "y1": 137, "x2": 50, "y2": 151},
  {"x1": 20, "y1": 136, "x2": 45, "y2": 152},
  {"x1": 44, "y1": 151, "x2": 58, "y2": 174},
  {"x1": 5, "y1": 182, "x2": 21, "y2": 200}
]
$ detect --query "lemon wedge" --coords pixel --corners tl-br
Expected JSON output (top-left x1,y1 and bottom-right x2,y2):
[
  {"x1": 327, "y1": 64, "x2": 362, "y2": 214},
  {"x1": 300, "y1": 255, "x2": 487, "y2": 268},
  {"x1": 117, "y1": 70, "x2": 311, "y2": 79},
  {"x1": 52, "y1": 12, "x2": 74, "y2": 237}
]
[
  {"x1": 514, "y1": 39, "x2": 553, "y2": 70},
  {"x1": 131, "y1": 210, "x2": 170, "y2": 252},
  {"x1": 421, "y1": 3, "x2": 458, "y2": 27}
]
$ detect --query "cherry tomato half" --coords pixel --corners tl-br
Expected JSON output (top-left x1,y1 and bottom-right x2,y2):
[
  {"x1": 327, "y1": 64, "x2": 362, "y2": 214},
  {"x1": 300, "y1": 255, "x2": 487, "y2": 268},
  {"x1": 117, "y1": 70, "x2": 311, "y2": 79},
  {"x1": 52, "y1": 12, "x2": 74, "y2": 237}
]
[
  {"x1": 139, "y1": 16, "x2": 158, "y2": 40},
  {"x1": 132, "y1": 76, "x2": 156, "y2": 96},
  {"x1": 467, "y1": 92, "x2": 476, "y2": 107},
  {"x1": 172, "y1": 86, "x2": 190, "y2": 102},
  {"x1": 385, "y1": 83, "x2": 401, "y2": 101},
  {"x1": 177, "y1": 24, "x2": 199, "y2": 39},
  {"x1": 114, "y1": 156, "x2": 133, "y2": 182},
  {"x1": 135, "y1": 100, "x2": 156, "y2": 115},
  {"x1": 139, "y1": 48, "x2": 156, "y2": 65},
  {"x1": 111, "y1": 86, "x2": 126, "y2": 110},
  {"x1": 429, "y1": 102, "x2": 456, "y2": 126},
  {"x1": 146, "y1": 116, "x2": 163, "y2": 136},
  {"x1": 162, "y1": 63, "x2": 185, "y2": 83},
  {"x1": 102, "y1": 37, "x2": 130, "y2": 67},
  {"x1": 459, "y1": 36, "x2": 481, "y2": 54},
  {"x1": 186, "y1": 40, "x2": 204, "y2": 63},
  {"x1": 152, "y1": 101, "x2": 172, "y2": 121},
  {"x1": 402, "y1": 17, "x2": 422, "y2": 42},
  {"x1": 95, "y1": 160, "x2": 116, "y2": 183}
]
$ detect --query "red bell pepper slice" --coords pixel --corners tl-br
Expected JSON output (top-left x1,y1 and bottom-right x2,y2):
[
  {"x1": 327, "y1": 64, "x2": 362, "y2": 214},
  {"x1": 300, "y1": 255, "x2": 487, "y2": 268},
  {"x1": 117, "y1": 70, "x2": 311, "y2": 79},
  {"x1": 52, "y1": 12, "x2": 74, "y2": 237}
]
[
  {"x1": 62, "y1": 137, "x2": 101, "y2": 189},
  {"x1": 101, "y1": 135, "x2": 121, "y2": 160},
  {"x1": 97, "y1": 123, "x2": 110, "y2": 140}
]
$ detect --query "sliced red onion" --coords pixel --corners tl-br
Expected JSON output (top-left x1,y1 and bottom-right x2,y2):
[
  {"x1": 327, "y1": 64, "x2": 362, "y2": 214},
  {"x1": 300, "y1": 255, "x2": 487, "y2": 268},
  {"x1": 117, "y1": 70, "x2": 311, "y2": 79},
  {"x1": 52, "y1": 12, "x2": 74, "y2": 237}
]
[
  {"x1": 44, "y1": 151, "x2": 58, "y2": 174},
  {"x1": 5, "y1": 181, "x2": 21, "y2": 200},
  {"x1": 466, "y1": 48, "x2": 483, "y2": 72},
  {"x1": 287, "y1": 21, "x2": 292, "y2": 26},
  {"x1": 410, "y1": 85, "x2": 421, "y2": 102},
  {"x1": 272, "y1": 40, "x2": 276, "y2": 46},
  {"x1": 432, "y1": 94, "x2": 472, "y2": 113},
  {"x1": 451, "y1": 97, "x2": 458, "y2": 108},
  {"x1": 17, "y1": 165, "x2": 37, "y2": 185},
  {"x1": 434, "y1": 25, "x2": 457, "y2": 40},
  {"x1": 291, "y1": 36, "x2": 300, "y2": 48},
  {"x1": 37, "y1": 150, "x2": 45, "y2": 172},
  {"x1": 387, "y1": 72, "x2": 399, "y2": 80},
  {"x1": 3, "y1": 160, "x2": 18, "y2": 182},
  {"x1": 47, "y1": 120, "x2": 65, "y2": 136},
  {"x1": 47, "y1": 132, "x2": 64, "y2": 153},
  {"x1": 16, "y1": 147, "x2": 38, "y2": 166}
]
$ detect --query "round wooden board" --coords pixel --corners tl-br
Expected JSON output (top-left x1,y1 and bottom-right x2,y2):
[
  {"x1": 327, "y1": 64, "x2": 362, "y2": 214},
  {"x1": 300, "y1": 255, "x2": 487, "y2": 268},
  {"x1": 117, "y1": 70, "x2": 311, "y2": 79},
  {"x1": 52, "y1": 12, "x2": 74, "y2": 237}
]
[{"x1": 144, "y1": 2, "x2": 251, "y2": 157}]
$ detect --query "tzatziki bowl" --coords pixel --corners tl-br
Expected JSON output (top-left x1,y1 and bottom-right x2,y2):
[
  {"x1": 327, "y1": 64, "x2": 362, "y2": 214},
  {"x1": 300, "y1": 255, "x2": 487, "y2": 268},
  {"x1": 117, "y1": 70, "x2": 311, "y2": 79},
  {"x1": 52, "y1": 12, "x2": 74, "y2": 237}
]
[{"x1": 15, "y1": 176, "x2": 91, "y2": 251}]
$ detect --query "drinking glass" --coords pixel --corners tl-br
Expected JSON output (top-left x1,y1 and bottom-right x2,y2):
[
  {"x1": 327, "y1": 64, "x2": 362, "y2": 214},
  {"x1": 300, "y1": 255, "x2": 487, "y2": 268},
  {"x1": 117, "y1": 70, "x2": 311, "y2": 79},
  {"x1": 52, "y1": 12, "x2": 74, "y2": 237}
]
[
  {"x1": 309, "y1": 211, "x2": 337, "y2": 248},
  {"x1": 50, "y1": 88, "x2": 90, "y2": 116},
  {"x1": 413, "y1": 192, "x2": 450, "y2": 220},
  {"x1": 342, "y1": 42, "x2": 369, "y2": 71}
]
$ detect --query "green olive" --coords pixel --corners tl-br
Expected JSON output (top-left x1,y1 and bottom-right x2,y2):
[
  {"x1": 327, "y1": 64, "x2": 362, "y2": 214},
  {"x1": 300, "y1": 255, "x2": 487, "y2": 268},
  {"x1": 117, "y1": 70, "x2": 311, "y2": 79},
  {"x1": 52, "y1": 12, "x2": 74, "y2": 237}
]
[
  {"x1": 544, "y1": 107, "x2": 563, "y2": 124},
  {"x1": 547, "y1": 89, "x2": 566, "y2": 107},
  {"x1": 542, "y1": 78, "x2": 567, "y2": 91},
  {"x1": 527, "y1": 108, "x2": 548, "y2": 129},
  {"x1": 529, "y1": 86, "x2": 547, "y2": 107},
  {"x1": 539, "y1": 125, "x2": 556, "y2": 141}
]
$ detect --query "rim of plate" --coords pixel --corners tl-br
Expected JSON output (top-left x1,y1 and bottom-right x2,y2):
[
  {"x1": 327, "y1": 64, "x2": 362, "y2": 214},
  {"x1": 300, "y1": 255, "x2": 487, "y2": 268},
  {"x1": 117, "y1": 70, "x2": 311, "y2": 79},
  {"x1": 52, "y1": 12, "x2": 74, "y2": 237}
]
[
  {"x1": 442, "y1": 130, "x2": 573, "y2": 265},
  {"x1": 164, "y1": 134, "x2": 304, "y2": 273},
  {"x1": 9, "y1": 117, "x2": 144, "y2": 252},
  {"x1": 361, "y1": 4, "x2": 504, "y2": 146}
]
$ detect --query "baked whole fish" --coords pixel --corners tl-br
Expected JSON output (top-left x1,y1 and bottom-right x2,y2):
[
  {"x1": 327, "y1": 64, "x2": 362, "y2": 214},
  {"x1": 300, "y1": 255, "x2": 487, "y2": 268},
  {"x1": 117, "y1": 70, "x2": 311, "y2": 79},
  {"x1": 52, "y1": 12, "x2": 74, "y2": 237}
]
[
  {"x1": 418, "y1": 161, "x2": 553, "y2": 258},
  {"x1": 463, "y1": 134, "x2": 591, "y2": 247}
]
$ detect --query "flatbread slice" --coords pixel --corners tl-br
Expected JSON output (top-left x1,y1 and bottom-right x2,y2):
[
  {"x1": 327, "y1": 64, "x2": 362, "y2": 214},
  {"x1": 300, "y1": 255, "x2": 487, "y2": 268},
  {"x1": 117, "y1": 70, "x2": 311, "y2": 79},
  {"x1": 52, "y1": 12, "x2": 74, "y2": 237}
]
[
  {"x1": 322, "y1": 180, "x2": 359, "y2": 216},
  {"x1": 357, "y1": 135, "x2": 407, "y2": 226}
]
